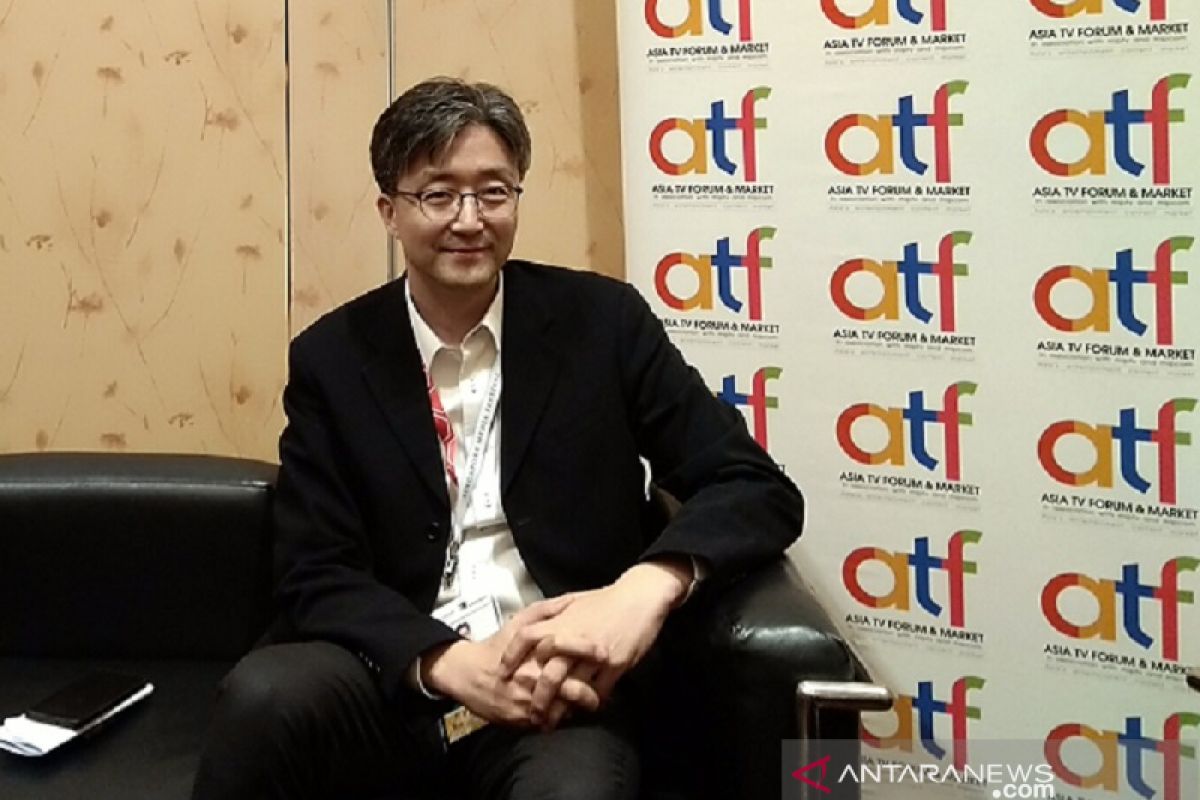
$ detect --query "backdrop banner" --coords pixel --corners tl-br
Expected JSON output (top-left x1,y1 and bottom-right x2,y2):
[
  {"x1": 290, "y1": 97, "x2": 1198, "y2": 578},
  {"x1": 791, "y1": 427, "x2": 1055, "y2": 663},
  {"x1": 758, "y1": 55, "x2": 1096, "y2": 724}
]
[{"x1": 619, "y1": 2, "x2": 1198, "y2": 798}]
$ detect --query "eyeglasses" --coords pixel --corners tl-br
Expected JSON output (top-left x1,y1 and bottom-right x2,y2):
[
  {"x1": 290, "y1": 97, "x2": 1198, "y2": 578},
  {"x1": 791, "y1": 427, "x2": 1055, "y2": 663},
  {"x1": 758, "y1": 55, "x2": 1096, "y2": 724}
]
[{"x1": 393, "y1": 185, "x2": 523, "y2": 222}]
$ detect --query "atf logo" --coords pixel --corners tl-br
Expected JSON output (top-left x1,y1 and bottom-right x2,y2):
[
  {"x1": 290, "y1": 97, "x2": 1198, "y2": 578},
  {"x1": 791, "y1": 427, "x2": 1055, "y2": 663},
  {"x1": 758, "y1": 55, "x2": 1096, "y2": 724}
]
[
  {"x1": 822, "y1": 0, "x2": 952, "y2": 30},
  {"x1": 655, "y1": 227, "x2": 774, "y2": 320},
  {"x1": 862, "y1": 676, "x2": 984, "y2": 770},
  {"x1": 826, "y1": 81, "x2": 967, "y2": 183},
  {"x1": 831, "y1": 231, "x2": 971, "y2": 331},
  {"x1": 1037, "y1": 398, "x2": 1195, "y2": 505},
  {"x1": 650, "y1": 87, "x2": 770, "y2": 181},
  {"x1": 836, "y1": 382, "x2": 976, "y2": 481},
  {"x1": 1045, "y1": 713, "x2": 1199, "y2": 800},
  {"x1": 843, "y1": 530, "x2": 980, "y2": 627},
  {"x1": 716, "y1": 367, "x2": 780, "y2": 449},
  {"x1": 645, "y1": 0, "x2": 753, "y2": 41},
  {"x1": 1034, "y1": 237, "x2": 1192, "y2": 346},
  {"x1": 1030, "y1": 74, "x2": 1189, "y2": 185},
  {"x1": 1042, "y1": 557, "x2": 1197, "y2": 661},
  {"x1": 1032, "y1": 0, "x2": 1170, "y2": 21}
]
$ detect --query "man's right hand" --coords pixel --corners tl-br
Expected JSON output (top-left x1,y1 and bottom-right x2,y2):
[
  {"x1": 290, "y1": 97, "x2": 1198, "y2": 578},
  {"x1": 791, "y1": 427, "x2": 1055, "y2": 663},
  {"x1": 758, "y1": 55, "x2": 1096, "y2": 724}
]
[{"x1": 420, "y1": 597, "x2": 606, "y2": 727}]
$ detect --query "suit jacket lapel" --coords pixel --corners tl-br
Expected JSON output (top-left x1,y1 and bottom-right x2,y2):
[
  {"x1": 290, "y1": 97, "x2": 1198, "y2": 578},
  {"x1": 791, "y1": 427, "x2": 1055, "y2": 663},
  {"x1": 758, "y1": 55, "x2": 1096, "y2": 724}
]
[
  {"x1": 353, "y1": 279, "x2": 450, "y2": 509},
  {"x1": 500, "y1": 265, "x2": 559, "y2": 495}
]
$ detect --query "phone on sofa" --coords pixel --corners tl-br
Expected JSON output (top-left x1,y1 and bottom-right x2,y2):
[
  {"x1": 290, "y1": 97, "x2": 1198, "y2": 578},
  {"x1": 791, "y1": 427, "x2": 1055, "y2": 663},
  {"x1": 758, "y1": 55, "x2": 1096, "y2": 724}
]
[{"x1": 26, "y1": 671, "x2": 150, "y2": 730}]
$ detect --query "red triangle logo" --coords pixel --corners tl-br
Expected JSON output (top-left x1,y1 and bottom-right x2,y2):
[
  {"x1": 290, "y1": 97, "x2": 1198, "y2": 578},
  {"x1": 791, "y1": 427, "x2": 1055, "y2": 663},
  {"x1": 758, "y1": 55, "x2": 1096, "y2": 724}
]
[{"x1": 791, "y1": 754, "x2": 832, "y2": 794}]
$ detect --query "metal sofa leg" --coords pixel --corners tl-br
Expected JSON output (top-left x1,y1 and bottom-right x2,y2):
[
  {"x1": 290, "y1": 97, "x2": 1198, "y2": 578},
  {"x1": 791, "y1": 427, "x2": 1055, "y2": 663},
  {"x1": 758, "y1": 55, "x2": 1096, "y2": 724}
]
[{"x1": 794, "y1": 681, "x2": 894, "y2": 800}]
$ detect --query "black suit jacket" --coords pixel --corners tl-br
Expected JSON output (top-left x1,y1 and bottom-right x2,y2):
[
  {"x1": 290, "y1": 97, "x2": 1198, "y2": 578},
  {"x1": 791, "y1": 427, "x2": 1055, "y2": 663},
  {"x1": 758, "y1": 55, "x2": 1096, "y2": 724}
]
[{"x1": 272, "y1": 261, "x2": 803, "y2": 708}]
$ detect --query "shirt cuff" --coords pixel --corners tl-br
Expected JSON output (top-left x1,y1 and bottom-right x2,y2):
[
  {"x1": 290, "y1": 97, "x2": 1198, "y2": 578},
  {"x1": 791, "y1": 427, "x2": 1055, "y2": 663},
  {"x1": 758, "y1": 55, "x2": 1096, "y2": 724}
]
[
  {"x1": 681, "y1": 555, "x2": 707, "y2": 605},
  {"x1": 407, "y1": 656, "x2": 444, "y2": 700}
]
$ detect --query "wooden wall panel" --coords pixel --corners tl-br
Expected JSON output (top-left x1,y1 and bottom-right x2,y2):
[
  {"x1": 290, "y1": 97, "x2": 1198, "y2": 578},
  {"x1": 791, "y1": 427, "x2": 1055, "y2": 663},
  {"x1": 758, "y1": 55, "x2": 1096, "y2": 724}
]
[
  {"x1": 0, "y1": 1, "x2": 288, "y2": 458},
  {"x1": 0, "y1": 0, "x2": 626, "y2": 457},
  {"x1": 287, "y1": 1, "x2": 390, "y2": 336},
  {"x1": 391, "y1": 0, "x2": 625, "y2": 278}
]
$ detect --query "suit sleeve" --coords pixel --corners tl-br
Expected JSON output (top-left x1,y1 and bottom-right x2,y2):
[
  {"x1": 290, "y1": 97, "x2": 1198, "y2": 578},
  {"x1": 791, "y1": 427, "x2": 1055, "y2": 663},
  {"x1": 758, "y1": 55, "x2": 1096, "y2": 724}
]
[
  {"x1": 273, "y1": 339, "x2": 459, "y2": 705},
  {"x1": 615, "y1": 282, "x2": 804, "y2": 580}
]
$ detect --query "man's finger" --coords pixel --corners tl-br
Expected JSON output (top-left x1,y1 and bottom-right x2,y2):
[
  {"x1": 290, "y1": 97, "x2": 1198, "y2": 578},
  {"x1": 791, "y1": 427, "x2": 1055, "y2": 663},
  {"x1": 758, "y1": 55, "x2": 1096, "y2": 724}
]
[
  {"x1": 511, "y1": 659, "x2": 541, "y2": 692},
  {"x1": 514, "y1": 594, "x2": 572, "y2": 625},
  {"x1": 498, "y1": 623, "x2": 546, "y2": 677},
  {"x1": 558, "y1": 659, "x2": 601, "y2": 713},
  {"x1": 556, "y1": 677, "x2": 601, "y2": 713},
  {"x1": 533, "y1": 635, "x2": 558, "y2": 664},
  {"x1": 531, "y1": 655, "x2": 573, "y2": 716},
  {"x1": 592, "y1": 665, "x2": 622, "y2": 705},
  {"x1": 545, "y1": 661, "x2": 601, "y2": 730},
  {"x1": 532, "y1": 631, "x2": 606, "y2": 665}
]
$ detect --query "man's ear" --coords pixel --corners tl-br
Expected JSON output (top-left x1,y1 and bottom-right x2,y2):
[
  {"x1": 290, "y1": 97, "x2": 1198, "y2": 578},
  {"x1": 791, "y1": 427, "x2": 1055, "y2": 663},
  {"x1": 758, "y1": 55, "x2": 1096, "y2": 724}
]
[{"x1": 376, "y1": 194, "x2": 397, "y2": 236}]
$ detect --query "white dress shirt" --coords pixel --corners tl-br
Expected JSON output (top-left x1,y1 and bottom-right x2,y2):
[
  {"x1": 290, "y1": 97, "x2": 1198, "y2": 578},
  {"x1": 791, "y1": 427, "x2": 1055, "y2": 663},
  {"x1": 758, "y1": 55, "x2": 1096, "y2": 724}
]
[{"x1": 405, "y1": 277, "x2": 544, "y2": 621}]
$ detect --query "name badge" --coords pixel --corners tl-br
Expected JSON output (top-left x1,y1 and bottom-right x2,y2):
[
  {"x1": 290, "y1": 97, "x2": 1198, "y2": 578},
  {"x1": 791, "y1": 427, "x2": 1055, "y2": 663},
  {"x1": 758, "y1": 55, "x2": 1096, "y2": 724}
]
[
  {"x1": 432, "y1": 594, "x2": 503, "y2": 641},
  {"x1": 431, "y1": 594, "x2": 502, "y2": 745}
]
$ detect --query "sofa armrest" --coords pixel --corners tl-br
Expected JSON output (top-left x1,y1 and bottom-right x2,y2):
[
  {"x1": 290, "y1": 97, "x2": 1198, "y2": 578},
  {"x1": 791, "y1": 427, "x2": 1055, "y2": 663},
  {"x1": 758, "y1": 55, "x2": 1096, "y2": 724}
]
[
  {"x1": 657, "y1": 557, "x2": 881, "y2": 800},
  {"x1": 701, "y1": 557, "x2": 856, "y2": 682}
]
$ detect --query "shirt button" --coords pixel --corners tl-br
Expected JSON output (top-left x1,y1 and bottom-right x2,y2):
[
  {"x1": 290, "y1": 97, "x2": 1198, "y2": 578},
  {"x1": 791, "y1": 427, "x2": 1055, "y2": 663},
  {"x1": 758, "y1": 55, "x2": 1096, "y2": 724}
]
[{"x1": 425, "y1": 521, "x2": 440, "y2": 542}]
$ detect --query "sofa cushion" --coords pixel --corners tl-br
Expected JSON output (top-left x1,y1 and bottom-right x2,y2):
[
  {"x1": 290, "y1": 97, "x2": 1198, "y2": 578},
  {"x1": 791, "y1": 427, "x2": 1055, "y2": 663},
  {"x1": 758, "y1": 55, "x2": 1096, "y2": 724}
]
[
  {"x1": 0, "y1": 657, "x2": 232, "y2": 800},
  {"x1": 0, "y1": 453, "x2": 276, "y2": 659}
]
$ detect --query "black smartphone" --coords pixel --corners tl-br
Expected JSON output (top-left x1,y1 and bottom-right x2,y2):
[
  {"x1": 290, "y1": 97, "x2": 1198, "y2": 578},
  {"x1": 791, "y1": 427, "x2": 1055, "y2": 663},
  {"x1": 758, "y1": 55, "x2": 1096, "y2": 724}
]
[{"x1": 26, "y1": 671, "x2": 149, "y2": 730}]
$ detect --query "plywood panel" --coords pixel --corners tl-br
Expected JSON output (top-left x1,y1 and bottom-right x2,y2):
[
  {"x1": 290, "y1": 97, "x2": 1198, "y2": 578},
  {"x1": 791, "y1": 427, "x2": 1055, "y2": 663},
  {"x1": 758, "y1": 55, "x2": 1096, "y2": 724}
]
[
  {"x1": 390, "y1": 0, "x2": 625, "y2": 278},
  {"x1": 0, "y1": 1, "x2": 288, "y2": 457},
  {"x1": 288, "y1": 0, "x2": 390, "y2": 335}
]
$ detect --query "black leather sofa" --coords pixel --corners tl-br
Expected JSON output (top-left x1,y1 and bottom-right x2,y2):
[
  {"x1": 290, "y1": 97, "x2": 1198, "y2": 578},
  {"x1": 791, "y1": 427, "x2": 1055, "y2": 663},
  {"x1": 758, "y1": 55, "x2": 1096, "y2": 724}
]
[{"x1": 0, "y1": 452, "x2": 881, "y2": 799}]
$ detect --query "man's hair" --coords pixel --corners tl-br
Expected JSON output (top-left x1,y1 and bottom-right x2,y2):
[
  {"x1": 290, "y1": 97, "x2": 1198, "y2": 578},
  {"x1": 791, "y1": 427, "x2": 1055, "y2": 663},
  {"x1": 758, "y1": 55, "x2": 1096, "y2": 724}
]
[{"x1": 370, "y1": 77, "x2": 532, "y2": 194}]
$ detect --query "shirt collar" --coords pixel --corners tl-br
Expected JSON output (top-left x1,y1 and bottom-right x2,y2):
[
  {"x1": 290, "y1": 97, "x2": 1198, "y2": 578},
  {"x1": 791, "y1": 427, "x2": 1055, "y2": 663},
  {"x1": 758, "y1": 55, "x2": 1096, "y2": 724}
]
[{"x1": 404, "y1": 275, "x2": 504, "y2": 366}]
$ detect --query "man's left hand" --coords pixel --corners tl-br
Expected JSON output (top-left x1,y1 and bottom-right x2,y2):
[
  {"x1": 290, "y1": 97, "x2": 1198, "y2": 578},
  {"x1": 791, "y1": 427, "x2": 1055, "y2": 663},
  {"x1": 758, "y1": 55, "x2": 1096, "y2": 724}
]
[{"x1": 498, "y1": 558, "x2": 693, "y2": 729}]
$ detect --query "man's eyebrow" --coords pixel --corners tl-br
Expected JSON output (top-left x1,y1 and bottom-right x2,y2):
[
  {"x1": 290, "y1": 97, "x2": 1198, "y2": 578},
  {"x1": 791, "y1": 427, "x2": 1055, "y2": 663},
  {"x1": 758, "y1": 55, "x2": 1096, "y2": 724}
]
[{"x1": 414, "y1": 166, "x2": 517, "y2": 183}]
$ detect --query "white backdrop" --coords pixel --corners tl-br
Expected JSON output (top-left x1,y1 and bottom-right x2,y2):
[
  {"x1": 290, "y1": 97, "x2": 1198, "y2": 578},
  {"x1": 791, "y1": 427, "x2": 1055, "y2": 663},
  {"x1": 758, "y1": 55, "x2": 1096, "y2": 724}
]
[{"x1": 619, "y1": 2, "x2": 1198, "y2": 798}]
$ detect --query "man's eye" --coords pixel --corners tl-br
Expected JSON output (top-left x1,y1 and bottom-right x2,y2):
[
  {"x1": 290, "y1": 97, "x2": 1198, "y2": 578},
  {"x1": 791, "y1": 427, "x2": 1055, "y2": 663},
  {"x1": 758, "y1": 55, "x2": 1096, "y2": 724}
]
[
  {"x1": 421, "y1": 190, "x2": 456, "y2": 207},
  {"x1": 478, "y1": 186, "x2": 512, "y2": 204}
]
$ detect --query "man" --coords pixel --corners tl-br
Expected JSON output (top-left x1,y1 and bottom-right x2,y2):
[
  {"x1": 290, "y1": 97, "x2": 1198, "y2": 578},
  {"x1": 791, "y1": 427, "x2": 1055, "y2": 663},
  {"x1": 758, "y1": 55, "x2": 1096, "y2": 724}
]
[{"x1": 193, "y1": 77, "x2": 802, "y2": 800}]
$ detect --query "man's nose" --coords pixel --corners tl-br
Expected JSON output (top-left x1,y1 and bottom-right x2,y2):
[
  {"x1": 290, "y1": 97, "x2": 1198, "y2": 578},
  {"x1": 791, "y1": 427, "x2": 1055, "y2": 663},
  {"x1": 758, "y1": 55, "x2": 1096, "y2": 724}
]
[{"x1": 450, "y1": 194, "x2": 484, "y2": 229}]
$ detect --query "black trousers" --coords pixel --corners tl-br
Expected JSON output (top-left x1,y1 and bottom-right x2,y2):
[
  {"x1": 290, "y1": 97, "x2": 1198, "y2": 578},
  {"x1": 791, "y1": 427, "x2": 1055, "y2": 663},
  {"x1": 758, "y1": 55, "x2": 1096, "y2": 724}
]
[{"x1": 191, "y1": 642, "x2": 640, "y2": 800}]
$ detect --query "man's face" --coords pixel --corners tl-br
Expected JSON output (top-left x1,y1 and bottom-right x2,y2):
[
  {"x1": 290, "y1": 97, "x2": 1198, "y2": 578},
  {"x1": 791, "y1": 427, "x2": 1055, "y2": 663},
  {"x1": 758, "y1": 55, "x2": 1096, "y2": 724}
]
[{"x1": 377, "y1": 124, "x2": 520, "y2": 300}]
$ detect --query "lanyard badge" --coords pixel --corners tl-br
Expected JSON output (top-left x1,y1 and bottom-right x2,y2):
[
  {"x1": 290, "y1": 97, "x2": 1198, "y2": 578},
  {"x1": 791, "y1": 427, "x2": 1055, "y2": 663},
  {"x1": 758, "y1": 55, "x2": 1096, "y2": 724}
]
[{"x1": 438, "y1": 368, "x2": 502, "y2": 592}]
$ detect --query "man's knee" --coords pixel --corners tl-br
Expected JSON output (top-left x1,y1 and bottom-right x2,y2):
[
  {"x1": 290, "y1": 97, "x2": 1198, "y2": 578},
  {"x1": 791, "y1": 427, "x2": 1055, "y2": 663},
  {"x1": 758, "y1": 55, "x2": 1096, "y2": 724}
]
[
  {"x1": 195, "y1": 642, "x2": 386, "y2": 800},
  {"x1": 511, "y1": 772, "x2": 638, "y2": 800},
  {"x1": 210, "y1": 642, "x2": 370, "y2": 741},
  {"x1": 506, "y1": 728, "x2": 640, "y2": 800}
]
